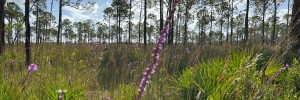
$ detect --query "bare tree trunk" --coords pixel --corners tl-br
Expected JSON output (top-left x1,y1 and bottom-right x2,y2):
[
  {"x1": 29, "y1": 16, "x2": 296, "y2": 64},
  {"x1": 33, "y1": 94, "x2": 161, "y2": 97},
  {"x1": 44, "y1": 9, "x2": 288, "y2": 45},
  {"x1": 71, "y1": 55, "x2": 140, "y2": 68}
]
[
  {"x1": 184, "y1": 0, "x2": 188, "y2": 46},
  {"x1": 144, "y1": 0, "x2": 147, "y2": 47},
  {"x1": 128, "y1": 0, "x2": 131, "y2": 45},
  {"x1": 176, "y1": 12, "x2": 179, "y2": 45},
  {"x1": 109, "y1": 17, "x2": 111, "y2": 44},
  {"x1": 36, "y1": 1, "x2": 39, "y2": 45},
  {"x1": 201, "y1": 13, "x2": 204, "y2": 44},
  {"x1": 0, "y1": 0, "x2": 5, "y2": 55},
  {"x1": 286, "y1": 0, "x2": 290, "y2": 42},
  {"x1": 262, "y1": 0, "x2": 266, "y2": 45},
  {"x1": 139, "y1": 0, "x2": 142, "y2": 44},
  {"x1": 245, "y1": 0, "x2": 249, "y2": 43},
  {"x1": 168, "y1": 0, "x2": 174, "y2": 45},
  {"x1": 220, "y1": 19, "x2": 223, "y2": 46},
  {"x1": 231, "y1": 0, "x2": 233, "y2": 45},
  {"x1": 57, "y1": 0, "x2": 62, "y2": 45},
  {"x1": 272, "y1": 1, "x2": 277, "y2": 45},
  {"x1": 291, "y1": 0, "x2": 300, "y2": 52},
  {"x1": 25, "y1": 0, "x2": 31, "y2": 65},
  {"x1": 210, "y1": 5, "x2": 213, "y2": 46},
  {"x1": 160, "y1": 0, "x2": 163, "y2": 35}
]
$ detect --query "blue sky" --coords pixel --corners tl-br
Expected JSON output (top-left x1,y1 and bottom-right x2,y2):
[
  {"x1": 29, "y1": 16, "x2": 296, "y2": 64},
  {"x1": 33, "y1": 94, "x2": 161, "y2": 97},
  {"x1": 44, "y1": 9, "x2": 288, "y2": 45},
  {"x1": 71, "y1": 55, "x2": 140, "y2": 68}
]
[{"x1": 6, "y1": 0, "x2": 113, "y2": 24}]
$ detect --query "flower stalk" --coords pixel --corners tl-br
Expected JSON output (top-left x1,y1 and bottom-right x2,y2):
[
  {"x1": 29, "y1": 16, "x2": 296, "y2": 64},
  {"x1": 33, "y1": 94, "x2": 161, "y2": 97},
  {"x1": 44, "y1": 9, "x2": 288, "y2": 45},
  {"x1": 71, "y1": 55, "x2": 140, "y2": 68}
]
[{"x1": 136, "y1": 0, "x2": 182, "y2": 99}]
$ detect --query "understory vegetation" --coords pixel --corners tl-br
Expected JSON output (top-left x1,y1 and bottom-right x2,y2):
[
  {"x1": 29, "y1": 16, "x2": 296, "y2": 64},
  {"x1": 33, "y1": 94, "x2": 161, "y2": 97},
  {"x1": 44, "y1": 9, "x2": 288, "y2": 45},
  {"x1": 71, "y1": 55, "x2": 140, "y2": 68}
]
[{"x1": 0, "y1": 43, "x2": 299, "y2": 99}]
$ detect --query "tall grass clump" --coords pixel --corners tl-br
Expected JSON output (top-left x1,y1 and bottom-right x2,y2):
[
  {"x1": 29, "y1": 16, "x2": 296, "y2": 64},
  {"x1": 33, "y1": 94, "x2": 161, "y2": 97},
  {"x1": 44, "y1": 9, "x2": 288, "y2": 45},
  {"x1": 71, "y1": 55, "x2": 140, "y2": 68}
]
[{"x1": 171, "y1": 49, "x2": 300, "y2": 100}]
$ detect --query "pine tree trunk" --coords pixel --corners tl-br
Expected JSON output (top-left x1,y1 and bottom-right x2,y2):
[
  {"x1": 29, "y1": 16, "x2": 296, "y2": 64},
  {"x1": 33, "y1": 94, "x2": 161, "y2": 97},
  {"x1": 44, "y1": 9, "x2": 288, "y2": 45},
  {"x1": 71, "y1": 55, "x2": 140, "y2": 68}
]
[
  {"x1": 210, "y1": 5, "x2": 213, "y2": 46},
  {"x1": 129, "y1": 0, "x2": 131, "y2": 45},
  {"x1": 220, "y1": 20, "x2": 223, "y2": 46},
  {"x1": 291, "y1": 0, "x2": 300, "y2": 51},
  {"x1": 160, "y1": 0, "x2": 163, "y2": 35},
  {"x1": 144, "y1": 0, "x2": 147, "y2": 47},
  {"x1": 109, "y1": 17, "x2": 111, "y2": 44},
  {"x1": 262, "y1": 1, "x2": 266, "y2": 45},
  {"x1": 139, "y1": 0, "x2": 142, "y2": 44},
  {"x1": 245, "y1": 0, "x2": 249, "y2": 43},
  {"x1": 0, "y1": 0, "x2": 5, "y2": 55},
  {"x1": 231, "y1": 0, "x2": 233, "y2": 45},
  {"x1": 286, "y1": 0, "x2": 290, "y2": 42},
  {"x1": 25, "y1": 0, "x2": 31, "y2": 65},
  {"x1": 184, "y1": 0, "x2": 188, "y2": 46},
  {"x1": 272, "y1": 2, "x2": 277, "y2": 45},
  {"x1": 57, "y1": 0, "x2": 62, "y2": 45},
  {"x1": 36, "y1": 2, "x2": 39, "y2": 44}
]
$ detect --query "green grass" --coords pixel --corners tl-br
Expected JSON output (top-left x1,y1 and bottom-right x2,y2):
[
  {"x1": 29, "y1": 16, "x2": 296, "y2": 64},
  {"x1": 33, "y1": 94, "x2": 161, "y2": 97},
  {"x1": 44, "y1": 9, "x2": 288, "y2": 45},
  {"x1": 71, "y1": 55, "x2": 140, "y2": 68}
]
[{"x1": 0, "y1": 43, "x2": 299, "y2": 99}]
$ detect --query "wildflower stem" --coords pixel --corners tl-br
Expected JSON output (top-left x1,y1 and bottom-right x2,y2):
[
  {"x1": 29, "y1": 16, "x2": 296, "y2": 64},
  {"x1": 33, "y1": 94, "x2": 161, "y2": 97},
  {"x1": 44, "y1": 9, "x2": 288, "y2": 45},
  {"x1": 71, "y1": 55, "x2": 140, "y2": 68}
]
[{"x1": 136, "y1": 0, "x2": 182, "y2": 99}]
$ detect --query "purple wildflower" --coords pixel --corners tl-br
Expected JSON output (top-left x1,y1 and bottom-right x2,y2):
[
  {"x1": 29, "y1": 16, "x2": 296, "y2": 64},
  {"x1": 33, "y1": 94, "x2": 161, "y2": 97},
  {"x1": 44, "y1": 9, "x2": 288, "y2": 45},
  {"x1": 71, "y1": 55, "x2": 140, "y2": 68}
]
[
  {"x1": 127, "y1": 63, "x2": 132, "y2": 66},
  {"x1": 5, "y1": 69, "x2": 7, "y2": 82},
  {"x1": 28, "y1": 64, "x2": 37, "y2": 72},
  {"x1": 286, "y1": 64, "x2": 289, "y2": 67},
  {"x1": 172, "y1": 56, "x2": 176, "y2": 60},
  {"x1": 136, "y1": 0, "x2": 181, "y2": 99},
  {"x1": 186, "y1": 47, "x2": 190, "y2": 54},
  {"x1": 88, "y1": 91, "x2": 92, "y2": 100},
  {"x1": 103, "y1": 89, "x2": 113, "y2": 100},
  {"x1": 57, "y1": 89, "x2": 67, "y2": 100}
]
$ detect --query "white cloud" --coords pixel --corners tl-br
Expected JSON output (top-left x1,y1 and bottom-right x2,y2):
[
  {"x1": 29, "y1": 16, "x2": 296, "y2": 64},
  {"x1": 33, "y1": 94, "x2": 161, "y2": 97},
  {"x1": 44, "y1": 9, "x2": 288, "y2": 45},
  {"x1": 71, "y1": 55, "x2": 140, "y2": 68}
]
[
  {"x1": 6, "y1": 0, "x2": 24, "y2": 8},
  {"x1": 277, "y1": 8, "x2": 291, "y2": 23},
  {"x1": 62, "y1": 3, "x2": 101, "y2": 22},
  {"x1": 106, "y1": 2, "x2": 111, "y2": 7}
]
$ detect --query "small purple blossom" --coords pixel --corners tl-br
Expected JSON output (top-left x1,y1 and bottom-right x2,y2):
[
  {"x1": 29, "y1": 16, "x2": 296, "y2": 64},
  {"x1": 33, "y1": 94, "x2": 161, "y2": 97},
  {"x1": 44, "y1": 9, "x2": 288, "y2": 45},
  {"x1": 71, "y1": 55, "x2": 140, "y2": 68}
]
[
  {"x1": 88, "y1": 91, "x2": 92, "y2": 100},
  {"x1": 286, "y1": 64, "x2": 289, "y2": 67},
  {"x1": 103, "y1": 89, "x2": 113, "y2": 100},
  {"x1": 127, "y1": 63, "x2": 132, "y2": 66},
  {"x1": 57, "y1": 89, "x2": 67, "y2": 100},
  {"x1": 28, "y1": 64, "x2": 37, "y2": 72},
  {"x1": 186, "y1": 47, "x2": 190, "y2": 54},
  {"x1": 172, "y1": 56, "x2": 176, "y2": 60}
]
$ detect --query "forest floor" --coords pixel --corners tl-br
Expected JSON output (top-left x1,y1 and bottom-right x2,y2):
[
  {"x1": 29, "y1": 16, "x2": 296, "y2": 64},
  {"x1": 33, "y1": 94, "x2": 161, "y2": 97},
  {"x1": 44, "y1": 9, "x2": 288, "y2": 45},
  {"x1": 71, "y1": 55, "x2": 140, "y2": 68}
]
[{"x1": 0, "y1": 43, "x2": 299, "y2": 99}]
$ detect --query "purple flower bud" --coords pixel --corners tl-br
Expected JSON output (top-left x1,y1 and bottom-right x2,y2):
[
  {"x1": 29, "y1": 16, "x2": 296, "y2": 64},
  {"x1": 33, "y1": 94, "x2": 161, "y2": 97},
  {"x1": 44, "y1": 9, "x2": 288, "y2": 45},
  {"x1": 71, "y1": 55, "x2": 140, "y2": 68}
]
[
  {"x1": 28, "y1": 64, "x2": 37, "y2": 72},
  {"x1": 286, "y1": 64, "x2": 289, "y2": 67},
  {"x1": 158, "y1": 47, "x2": 162, "y2": 50},
  {"x1": 151, "y1": 70, "x2": 155, "y2": 74},
  {"x1": 166, "y1": 26, "x2": 170, "y2": 32}
]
